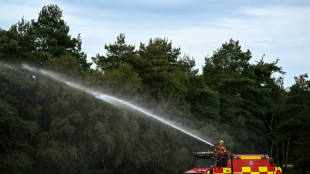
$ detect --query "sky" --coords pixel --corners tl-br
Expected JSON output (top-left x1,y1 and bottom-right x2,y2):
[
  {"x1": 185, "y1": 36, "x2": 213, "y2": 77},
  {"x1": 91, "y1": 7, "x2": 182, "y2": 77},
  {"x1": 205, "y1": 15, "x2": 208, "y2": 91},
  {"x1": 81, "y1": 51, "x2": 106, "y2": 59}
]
[{"x1": 0, "y1": 0, "x2": 309, "y2": 88}]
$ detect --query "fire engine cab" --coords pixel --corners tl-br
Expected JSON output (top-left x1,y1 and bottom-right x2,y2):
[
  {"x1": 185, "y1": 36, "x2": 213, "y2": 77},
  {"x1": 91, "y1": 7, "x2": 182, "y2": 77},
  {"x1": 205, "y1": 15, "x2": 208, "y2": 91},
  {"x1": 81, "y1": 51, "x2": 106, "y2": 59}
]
[{"x1": 184, "y1": 152, "x2": 282, "y2": 174}]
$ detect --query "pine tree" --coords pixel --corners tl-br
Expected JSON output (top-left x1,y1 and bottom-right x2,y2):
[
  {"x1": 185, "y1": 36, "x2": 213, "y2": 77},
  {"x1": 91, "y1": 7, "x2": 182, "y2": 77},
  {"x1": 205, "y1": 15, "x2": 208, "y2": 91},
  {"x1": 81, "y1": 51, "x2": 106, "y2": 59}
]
[{"x1": 92, "y1": 33, "x2": 135, "y2": 70}]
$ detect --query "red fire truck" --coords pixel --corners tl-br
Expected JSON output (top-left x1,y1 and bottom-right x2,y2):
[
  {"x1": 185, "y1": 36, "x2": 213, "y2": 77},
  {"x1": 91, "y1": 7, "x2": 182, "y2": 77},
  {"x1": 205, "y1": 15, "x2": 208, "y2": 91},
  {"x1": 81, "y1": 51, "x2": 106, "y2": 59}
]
[{"x1": 184, "y1": 151, "x2": 282, "y2": 174}]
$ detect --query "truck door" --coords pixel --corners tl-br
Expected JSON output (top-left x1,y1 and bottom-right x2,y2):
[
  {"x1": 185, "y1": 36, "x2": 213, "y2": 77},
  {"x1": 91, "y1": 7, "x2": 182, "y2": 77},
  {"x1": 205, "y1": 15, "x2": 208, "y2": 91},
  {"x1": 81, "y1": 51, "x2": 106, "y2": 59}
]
[
  {"x1": 216, "y1": 154, "x2": 228, "y2": 168},
  {"x1": 213, "y1": 154, "x2": 232, "y2": 174}
]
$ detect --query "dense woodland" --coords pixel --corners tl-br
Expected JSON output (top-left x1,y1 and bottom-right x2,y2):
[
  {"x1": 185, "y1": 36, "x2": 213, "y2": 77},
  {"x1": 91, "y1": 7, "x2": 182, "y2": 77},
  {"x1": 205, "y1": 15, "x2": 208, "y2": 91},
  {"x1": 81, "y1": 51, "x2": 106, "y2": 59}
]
[{"x1": 0, "y1": 4, "x2": 309, "y2": 174}]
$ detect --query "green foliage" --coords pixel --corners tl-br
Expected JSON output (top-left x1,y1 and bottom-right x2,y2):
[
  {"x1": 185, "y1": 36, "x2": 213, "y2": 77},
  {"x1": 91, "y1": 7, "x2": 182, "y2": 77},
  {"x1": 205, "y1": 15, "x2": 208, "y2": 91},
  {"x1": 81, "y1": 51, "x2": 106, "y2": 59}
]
[
  {"x1": 135, "y1": 38, "x2": 180, "y2": 82},
  {"x1": 0, "y1": 98, "x2": 38, "y2": 173},
  {"x1": 92, "y1": 33, "x2": 135, "y2": 70},
  {"x1": 72, "y1": 33, "x2": 92, "y2": 71},
  {"x1": 134, "y1": 38, "x2": 186, "y2": 102},
  {"x1": 187, "y1": 74, "x2": 220, "y2": 119},
  {"x1": 101, "y1": 63, "x2": 142, "y2": 96},
  {"x1": 31, "y1": 4, "x2": 71, "y2": 57},
  {"x1": 278, "y1": 74, "x2": 310, "y2": 173},
  {"x1": 44, "y1": 52, "x2": 80, "y2": 75},
  {"x1": 202, "y1": 39, "x2": 286, "y2": 153},
  {"x1": 0, "y1": 27, "x2": 22, "y2": 60},
  {"x1": 0, "y1": 4, "x2": 90, "y2": 71}
]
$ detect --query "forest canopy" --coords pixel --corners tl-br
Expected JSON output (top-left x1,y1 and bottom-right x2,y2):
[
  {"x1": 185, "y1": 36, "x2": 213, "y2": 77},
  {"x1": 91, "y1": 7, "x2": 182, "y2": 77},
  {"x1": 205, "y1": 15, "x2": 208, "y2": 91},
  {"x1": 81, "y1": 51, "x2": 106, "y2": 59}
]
[{"x1": 0, "y1": 4, "x2": 309, "y2": 174}]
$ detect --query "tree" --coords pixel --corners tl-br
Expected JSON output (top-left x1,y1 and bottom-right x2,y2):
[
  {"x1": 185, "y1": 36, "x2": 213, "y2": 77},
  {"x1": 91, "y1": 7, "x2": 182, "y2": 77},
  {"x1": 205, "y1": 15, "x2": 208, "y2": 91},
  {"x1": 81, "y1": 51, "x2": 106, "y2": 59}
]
[
  {"x1": 0, "y1": 5, "x2": 91, "y2": 70},
  {"x1": 187, "y1": 74, "x2": 220, "y2": 120},
  {"x1": 30, "y1": 4, "x2": 90, "y2": 69},
  {"x1": 0, "y1": 99, "x2": 38, "y2": 173},
  {"x1": 203, "y1": 40, "x2": 254, "y2": 150},
  {"x1": 32, "y1": 5, "x2": 72, "y2": 58},
  {"x1": 71, "y1": 33, "x2": 92, "y2": 71},
  {"x1": 0, "y1": 27, "x2": 22, "y2": 60},
  {"x1": 203, "y1": 39, "x2": 251, "y2": 88},
  {"x1": 44, "y1": 52, "x2": 80, "y2": 75},
  {"x1": 279, "y1": 74, "x2": 310, "y2": 174},
  {"x1": 203, "y1": 39, "x2": 284, "y2": 153},
  {"x1": 135, "y1": 38, "x2": 182, "y2": 100},
  {"x1": 101, "y1": 63, "x2": 142, "y2": 96},
  {"x1": 92, "y1": 33, "x2": 135, "y2": 70},
  {"x1": 177, "y1": 54, "x2": 198, "y2": 77},
  {"x1": 177, "y1": 55, "x2": 220, "y2": 119}
]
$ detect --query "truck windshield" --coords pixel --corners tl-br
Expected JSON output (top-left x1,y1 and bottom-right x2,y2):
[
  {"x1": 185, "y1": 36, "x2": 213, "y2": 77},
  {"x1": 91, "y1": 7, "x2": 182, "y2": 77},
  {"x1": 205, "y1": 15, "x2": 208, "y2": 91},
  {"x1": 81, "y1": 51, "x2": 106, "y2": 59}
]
[{"x1": 196, "y1": 156, "x2": 215, "y2": 168}]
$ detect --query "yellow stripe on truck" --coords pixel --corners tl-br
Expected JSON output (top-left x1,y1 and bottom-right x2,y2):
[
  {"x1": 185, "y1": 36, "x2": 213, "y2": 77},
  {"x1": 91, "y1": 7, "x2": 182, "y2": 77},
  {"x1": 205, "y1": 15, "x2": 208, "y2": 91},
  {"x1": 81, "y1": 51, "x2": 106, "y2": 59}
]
[
  {"x1": 232, "y1": 173, "x2": 261, "y2": 174},
  {"x1": 223, "y1": 168, "x2": 231, "y2": 173},
  {"x1": 216, "y1": 166, "x2": 282, "y2": 174},
  {"x1": 230, "y1": 172, "x2": 275, "y2": 174},
  {"x1": 259, "y1": 167, "x2": 268, "y2": 172},
  {"x1": 242, "y1": 167, "x2": 251, "y2": 172},
  {"x1": 241, "y1": 156, "x2": 262, "y2": 159}
]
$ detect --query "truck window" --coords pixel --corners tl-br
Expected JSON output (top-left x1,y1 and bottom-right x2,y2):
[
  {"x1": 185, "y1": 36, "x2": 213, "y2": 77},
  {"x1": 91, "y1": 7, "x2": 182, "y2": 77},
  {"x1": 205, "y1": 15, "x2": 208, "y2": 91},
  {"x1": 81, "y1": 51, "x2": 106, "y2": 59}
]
[{"x1": 196, "y1": 156, "x2": 215, "y2": 168}]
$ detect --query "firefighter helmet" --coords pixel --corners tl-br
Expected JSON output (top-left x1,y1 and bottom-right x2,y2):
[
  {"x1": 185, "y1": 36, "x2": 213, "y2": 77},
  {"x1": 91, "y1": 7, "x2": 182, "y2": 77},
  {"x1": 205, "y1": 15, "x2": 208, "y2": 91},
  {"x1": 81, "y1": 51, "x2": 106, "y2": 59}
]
[{"x1": 219, "y1": 140, "x2": 224, "y2": 144}]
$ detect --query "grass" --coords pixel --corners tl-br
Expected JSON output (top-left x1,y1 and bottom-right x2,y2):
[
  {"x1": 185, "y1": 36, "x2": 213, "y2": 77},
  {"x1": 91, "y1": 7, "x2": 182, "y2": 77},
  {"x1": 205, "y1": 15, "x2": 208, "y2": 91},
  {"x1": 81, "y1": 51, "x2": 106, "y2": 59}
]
[
  {"x1": 84, "y1": 169, "x2": 111, "y2": 174},
  {"x1": 283, "y1": 164, "x2": 310, "y2": 174}
]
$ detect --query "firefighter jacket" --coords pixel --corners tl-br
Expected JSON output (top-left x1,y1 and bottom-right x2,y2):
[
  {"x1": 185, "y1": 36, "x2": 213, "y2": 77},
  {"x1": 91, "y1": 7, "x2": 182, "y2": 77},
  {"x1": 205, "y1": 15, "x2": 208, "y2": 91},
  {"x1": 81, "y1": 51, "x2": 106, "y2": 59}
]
[{"x1": 214, "y1": 145, "x2": 227, "y2": 155}]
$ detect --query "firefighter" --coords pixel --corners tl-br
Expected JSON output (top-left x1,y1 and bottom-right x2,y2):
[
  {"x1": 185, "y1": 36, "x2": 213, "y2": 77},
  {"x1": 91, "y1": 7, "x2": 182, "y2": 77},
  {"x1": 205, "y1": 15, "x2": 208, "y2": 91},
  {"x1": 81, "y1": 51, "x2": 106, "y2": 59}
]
[
  {"x1": 214, "y1": 140, "x2": 227, "y2": 155},
  {"x1": 214, "y1": 140, "x2": 227, "y2": 167}
]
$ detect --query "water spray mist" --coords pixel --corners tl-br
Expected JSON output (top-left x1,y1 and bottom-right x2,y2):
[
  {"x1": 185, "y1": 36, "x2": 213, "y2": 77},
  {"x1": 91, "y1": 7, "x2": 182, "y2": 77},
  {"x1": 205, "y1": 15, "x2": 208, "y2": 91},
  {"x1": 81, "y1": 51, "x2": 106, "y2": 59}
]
[{"x1": 20, "y1": 64, "x2": 214, "y2": 146}]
